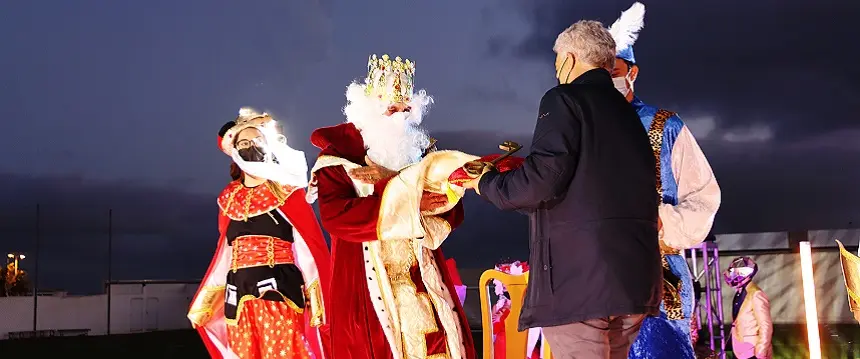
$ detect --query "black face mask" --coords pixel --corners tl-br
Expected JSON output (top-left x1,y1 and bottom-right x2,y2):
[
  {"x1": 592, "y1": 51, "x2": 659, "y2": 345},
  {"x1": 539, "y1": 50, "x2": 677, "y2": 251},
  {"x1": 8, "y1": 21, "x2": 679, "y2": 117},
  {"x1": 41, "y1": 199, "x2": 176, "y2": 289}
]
[{"x1": 238, "y1": 145, "x2": 266, "y2": 162}]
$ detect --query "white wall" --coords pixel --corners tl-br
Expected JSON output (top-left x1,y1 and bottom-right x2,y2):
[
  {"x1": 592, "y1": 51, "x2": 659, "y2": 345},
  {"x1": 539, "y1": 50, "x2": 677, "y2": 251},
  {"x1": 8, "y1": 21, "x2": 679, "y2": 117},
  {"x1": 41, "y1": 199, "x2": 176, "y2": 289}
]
[
  {"x1": 712, "y1": 232, "x2": 788, "y2": 251},
  {"x1": 0, "y1": 282, "x2": 198, "y2": 339},
  {"x1": 712, "y1": 228, "x2": 860, "y2": 251}
]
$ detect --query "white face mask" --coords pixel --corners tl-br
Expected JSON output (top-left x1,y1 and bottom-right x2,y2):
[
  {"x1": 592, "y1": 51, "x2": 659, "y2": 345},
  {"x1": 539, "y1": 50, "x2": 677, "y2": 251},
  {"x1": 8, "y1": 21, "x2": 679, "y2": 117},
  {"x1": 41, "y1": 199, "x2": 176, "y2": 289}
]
[{"x1": 612, "y1": 76, "x2": 634, "y2": 97}]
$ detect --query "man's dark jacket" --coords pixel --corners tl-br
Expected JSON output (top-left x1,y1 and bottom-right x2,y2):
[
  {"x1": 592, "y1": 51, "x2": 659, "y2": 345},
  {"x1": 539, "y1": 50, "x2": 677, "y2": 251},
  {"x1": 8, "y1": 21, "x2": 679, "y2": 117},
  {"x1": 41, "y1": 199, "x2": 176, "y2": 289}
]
[{"x1": 478, "y1": 68, "x2": 662, "y2": 330}]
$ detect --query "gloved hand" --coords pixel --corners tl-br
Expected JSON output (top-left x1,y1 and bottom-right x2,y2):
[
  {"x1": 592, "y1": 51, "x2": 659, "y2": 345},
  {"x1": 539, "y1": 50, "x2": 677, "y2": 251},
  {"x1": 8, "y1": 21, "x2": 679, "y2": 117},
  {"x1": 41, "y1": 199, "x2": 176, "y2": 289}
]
[{"x1": 447, "y1": 154, "x2": 525, "y2": 186}]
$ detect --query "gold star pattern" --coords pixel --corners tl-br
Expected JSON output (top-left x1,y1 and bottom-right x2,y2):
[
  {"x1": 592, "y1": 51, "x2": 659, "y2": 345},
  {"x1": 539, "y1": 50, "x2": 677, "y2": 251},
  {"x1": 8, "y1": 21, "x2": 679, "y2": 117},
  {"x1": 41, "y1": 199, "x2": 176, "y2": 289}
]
[{"x1": 226, "y1": 299, "x2": 314, "y2": 359}]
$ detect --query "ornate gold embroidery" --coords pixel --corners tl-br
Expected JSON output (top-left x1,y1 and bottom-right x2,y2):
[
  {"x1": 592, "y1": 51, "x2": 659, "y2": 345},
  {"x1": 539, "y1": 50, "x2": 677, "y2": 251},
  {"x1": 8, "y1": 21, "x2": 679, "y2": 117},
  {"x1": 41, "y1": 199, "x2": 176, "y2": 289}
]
[
  {"x1": 217, "y1": 180, "x2": 296, "y2": 221},
  {"x1": 332, "y1": 151, "x2": 470, "y2": 358},
  {"x1": 232, "y1": 240, "x2": 239, "y2": 274},
  {"x1": 266, "y1": 237, "x2": 275, "y2": 268},
  {"x1": 230, "y1": 236, "x2": 294, "y2": 272},
  {"x1": 188, "y1": 285, "x2": 226, "y2": 327},
  {"x1": 305, "y1": 279, "x2": 325, "y2": 327},
  {"x1": 243, "y1": 186, "x2": 254, "y2": 221},
  {"x1": 381, "y1": 238, "x2": 444, "y2": 359}
]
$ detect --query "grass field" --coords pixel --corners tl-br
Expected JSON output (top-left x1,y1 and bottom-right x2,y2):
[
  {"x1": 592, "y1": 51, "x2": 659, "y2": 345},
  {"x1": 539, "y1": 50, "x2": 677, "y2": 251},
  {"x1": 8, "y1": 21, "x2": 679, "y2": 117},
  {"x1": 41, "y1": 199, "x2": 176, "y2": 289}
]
[{"x1": 1, "y1": 325, "x2": 859, "y2": 358}]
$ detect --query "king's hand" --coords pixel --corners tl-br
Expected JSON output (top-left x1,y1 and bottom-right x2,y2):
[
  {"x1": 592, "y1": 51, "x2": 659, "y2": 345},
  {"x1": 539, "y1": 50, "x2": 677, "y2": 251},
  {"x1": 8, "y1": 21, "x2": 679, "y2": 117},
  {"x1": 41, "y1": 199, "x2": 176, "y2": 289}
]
[
  {"x1": 420, "y1": 191, "x2": 449, "y2": 212},
  {"x1": 348, "y1": 156, "x2": 398, "y2": 184}
]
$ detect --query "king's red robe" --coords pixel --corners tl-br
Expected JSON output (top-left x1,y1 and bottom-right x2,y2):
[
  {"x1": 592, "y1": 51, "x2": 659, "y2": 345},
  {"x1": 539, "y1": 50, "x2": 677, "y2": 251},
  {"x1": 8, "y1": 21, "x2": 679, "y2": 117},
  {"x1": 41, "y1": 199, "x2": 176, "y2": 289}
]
[{"x1": 308, "y1": 123, "x2": 476, "y2": 359}]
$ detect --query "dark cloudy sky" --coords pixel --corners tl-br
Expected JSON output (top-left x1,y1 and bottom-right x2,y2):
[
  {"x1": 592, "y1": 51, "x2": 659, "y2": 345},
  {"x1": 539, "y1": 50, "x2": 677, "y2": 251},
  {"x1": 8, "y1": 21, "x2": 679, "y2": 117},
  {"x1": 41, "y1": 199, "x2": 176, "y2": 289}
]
[{"x1": 2, "y1": 1, "x2": 860, "y2": 291}]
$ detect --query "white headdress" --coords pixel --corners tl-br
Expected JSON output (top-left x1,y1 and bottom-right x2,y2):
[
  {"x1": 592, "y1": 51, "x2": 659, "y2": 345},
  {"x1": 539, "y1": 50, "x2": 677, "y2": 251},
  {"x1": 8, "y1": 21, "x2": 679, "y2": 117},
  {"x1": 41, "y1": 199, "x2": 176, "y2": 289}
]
[
  {"x1": 608, "y1": 2, "x2": 646, "y2": 63},
  {"x1": 224, "y1": 107, "x2": 309, "y2": 188}
]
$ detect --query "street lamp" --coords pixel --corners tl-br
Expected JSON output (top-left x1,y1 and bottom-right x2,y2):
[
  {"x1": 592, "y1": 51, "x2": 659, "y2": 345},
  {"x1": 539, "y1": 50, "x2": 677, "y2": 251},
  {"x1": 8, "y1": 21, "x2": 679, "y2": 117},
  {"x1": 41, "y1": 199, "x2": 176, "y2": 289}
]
[{"x1": 6, "y1": 253, "x2": 26, "y2": 274}]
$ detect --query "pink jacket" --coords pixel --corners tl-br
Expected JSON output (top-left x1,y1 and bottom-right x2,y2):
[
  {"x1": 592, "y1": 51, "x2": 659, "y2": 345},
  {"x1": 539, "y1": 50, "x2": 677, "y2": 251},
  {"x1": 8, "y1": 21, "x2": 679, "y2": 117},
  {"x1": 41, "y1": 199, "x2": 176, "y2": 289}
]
[{"x1": 731, "y1": 283, "x2": 773, "y2": 359}]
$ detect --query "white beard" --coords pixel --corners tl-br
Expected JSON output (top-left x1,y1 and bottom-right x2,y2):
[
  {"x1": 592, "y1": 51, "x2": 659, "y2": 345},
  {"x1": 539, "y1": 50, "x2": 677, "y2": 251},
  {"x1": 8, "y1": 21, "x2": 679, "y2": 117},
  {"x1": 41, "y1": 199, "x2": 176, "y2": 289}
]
[{"x1": 343, "y1": 83, "x2": 432, "y2": 170}]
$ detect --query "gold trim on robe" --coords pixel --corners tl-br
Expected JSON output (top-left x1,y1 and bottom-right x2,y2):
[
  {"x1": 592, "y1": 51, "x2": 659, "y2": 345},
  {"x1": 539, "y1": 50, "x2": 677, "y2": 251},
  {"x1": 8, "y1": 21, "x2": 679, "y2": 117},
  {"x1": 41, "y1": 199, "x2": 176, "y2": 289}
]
[
  {"x1": 376, "y1": 150, "x2": 476, "y2": 245},
  {"x1": 305, "y1": 279, "x2": 325, "y2": 327},
  {"x1": 188, "y1": 284, "x2": 227, "y2": 327},
  {"x1": 312, "y1": 151, "x2": 477, "y2": 359}
]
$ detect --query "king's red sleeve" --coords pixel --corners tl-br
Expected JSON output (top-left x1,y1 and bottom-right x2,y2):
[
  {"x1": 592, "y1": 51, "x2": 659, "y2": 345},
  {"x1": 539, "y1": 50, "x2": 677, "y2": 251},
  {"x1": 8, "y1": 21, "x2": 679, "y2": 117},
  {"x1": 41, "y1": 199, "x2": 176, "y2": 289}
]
[{"x1": 315, "y1": 165, "x2": 391, "y2": 242}]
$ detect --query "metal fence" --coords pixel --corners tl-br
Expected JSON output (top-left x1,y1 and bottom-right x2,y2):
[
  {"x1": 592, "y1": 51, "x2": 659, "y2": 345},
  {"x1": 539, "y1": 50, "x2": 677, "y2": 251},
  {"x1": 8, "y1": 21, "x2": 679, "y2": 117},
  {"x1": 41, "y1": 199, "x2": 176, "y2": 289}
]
[
  {"x1": 6, "y1": 202, "x2": 858, "y2": 349},
  {"x1": 0, "y1": 203, "x2": 497, "y2": 340},
  {"x1": 0, "y1": 203, "x2": 214, "y2": 339}
]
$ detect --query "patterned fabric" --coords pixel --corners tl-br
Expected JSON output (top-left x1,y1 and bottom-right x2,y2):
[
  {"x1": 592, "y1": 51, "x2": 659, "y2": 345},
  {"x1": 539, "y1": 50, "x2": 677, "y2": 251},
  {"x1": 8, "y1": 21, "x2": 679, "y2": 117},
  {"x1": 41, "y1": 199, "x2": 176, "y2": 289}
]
[
  {"x1": 628, "y1": 254, "x2": 695, "y2": 359},
  {"x1": 227, "y1": 299, "x2": 313, "y2": 359},
  {"x1": 645, "y1": 108, "x2": 685, "y2": 320},
  {"x1": 661, "y1": 255, "x2": 684, "y2": 320},
  {"x1": 632, "y1": 98, "x2": 684, "y2": 206},
  {"x1": 627, "y1": 96, "x2": 712, "y2": 359},
  {"x1": 189, "y1": 186, "x2": 332, "y2": 359},
  {"x1": 646, "y1": 109, "x2": 673, "y2": 201},
  {"x1": 218, "y1": 180, "x2": 296, "y2": 221}
]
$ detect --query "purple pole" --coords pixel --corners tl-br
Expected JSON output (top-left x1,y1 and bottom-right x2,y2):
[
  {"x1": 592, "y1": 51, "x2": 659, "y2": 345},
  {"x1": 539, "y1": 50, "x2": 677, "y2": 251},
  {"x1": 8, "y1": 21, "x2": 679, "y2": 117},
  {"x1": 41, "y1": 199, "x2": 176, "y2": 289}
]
[
  {"x1": 703, "y1": 246, "x2": 715, "y2": 351},
  {"x1": 714, "y1": 245, "x2": 726, "y2": 358},
  {"x1": 691, "y1": 246, "x2": 700, "y2": 324}
]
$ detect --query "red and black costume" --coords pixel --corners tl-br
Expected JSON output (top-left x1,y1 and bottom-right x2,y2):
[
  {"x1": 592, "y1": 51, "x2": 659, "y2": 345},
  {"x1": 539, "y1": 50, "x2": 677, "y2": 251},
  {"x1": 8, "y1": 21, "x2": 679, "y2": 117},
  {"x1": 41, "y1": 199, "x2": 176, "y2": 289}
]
[{"x1": 188, "y1": 113, "x2": 331, "y2": 359}]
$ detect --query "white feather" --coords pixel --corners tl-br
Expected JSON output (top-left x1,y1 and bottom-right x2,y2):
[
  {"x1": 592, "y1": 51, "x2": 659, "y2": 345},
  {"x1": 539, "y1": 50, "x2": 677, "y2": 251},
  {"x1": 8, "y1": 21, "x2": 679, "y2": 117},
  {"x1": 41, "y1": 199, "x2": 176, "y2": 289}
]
[{"x1": 608, "y1": 2, "x2": 646, "y2": 53}]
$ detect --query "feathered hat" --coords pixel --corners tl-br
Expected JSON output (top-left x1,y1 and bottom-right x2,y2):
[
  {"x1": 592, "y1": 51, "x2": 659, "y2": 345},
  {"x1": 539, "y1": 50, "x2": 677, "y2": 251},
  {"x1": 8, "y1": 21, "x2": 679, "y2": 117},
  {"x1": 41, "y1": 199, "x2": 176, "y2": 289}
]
[
  {"x1": 608, "y1": 2, "x2": 646, "y2": 64},
  {"x1": 217, "y1": 108, "x2": 274, "y2": 156}
]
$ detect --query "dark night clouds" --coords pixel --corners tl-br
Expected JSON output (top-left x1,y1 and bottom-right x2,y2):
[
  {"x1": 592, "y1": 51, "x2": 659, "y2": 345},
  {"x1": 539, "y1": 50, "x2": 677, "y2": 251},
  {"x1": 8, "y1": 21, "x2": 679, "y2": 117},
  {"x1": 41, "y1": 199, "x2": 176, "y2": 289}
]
[
  {"x1": 481, "y1": 0, "x2": 860, "y2": 231},
  {"x1": 499, "y1": 0, "x2": 860, "y2": 141},
  {"x1": 2, "y1": 1, "x2": 860, "y2": 290}
]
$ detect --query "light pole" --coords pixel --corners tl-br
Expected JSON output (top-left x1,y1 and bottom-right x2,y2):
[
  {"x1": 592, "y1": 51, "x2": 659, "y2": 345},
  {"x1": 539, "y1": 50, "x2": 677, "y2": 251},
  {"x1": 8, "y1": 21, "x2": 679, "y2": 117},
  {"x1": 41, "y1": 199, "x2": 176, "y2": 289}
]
[{"x1": 6, "y1": 253, "x2": 25, "y2": 277}]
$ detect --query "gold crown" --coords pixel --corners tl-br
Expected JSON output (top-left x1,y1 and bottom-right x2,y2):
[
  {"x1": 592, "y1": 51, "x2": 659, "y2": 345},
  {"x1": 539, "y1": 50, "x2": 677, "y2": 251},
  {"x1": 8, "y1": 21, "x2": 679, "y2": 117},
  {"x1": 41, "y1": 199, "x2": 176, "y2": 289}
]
[{"x1": 364, "y1": 54, "x2": 415, "y2": 103}]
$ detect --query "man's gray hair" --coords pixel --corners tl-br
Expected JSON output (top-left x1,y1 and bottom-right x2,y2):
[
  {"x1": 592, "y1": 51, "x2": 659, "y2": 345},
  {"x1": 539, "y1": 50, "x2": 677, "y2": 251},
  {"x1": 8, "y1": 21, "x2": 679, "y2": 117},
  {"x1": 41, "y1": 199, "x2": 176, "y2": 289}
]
[{"x1": 553, "y1": 20, "x2": 617, "y2": 70}]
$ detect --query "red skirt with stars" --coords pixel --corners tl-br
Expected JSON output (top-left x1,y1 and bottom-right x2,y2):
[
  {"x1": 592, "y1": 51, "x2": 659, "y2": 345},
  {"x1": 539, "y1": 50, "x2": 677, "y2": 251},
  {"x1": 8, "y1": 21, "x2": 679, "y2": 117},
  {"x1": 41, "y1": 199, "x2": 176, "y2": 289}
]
[{"x1": 227, "y1": 299, "x2": 312, "y2": 359}]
